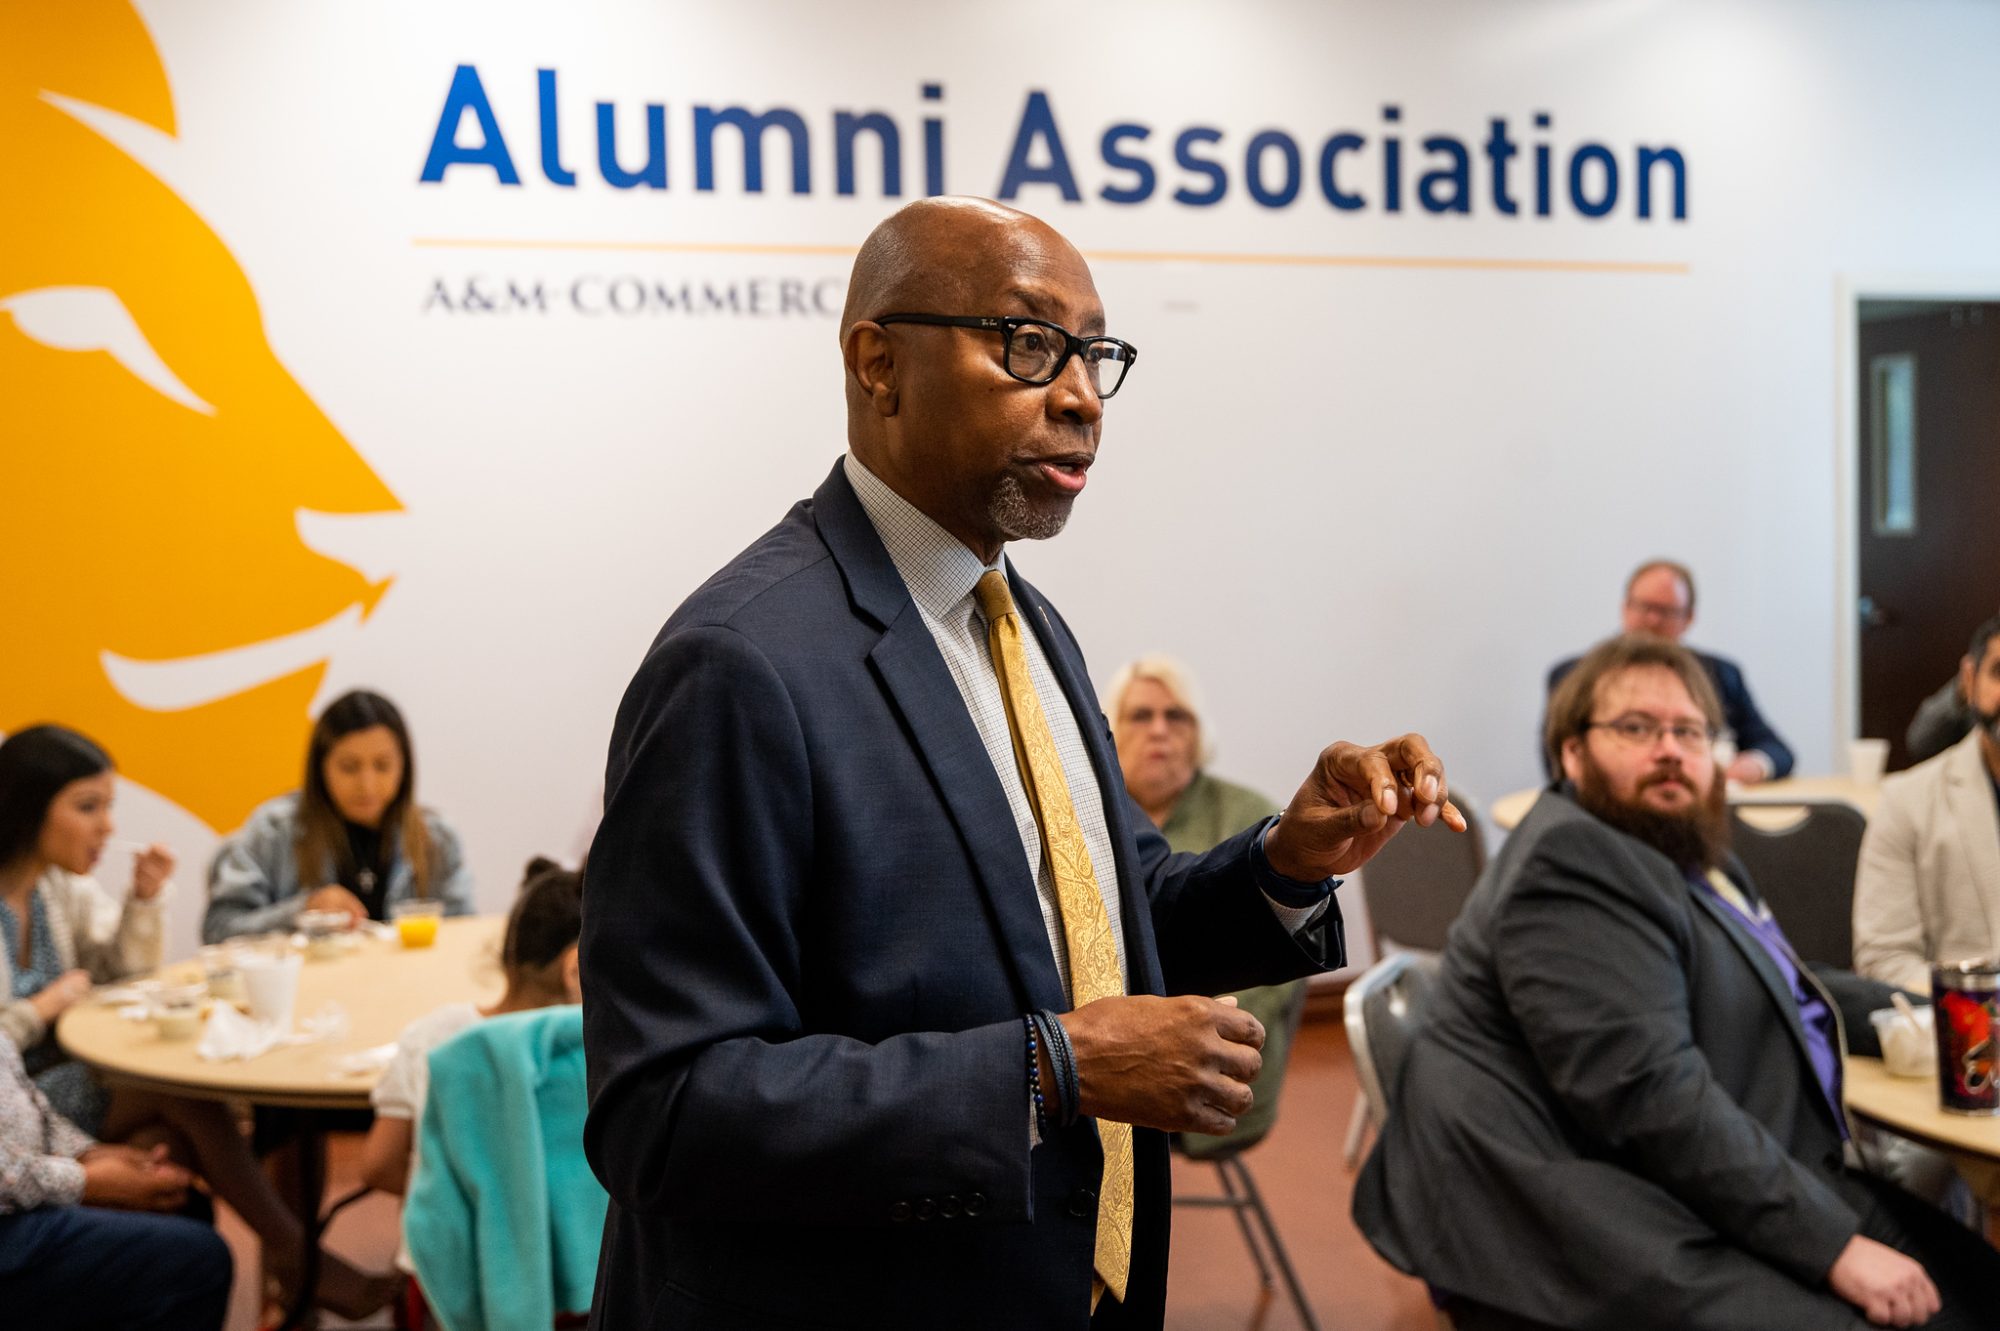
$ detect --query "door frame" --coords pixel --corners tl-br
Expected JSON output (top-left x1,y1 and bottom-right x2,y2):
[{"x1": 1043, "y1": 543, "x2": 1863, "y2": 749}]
[{"x1": 1835, "y1": 274, "x2": 2000, "y2": 749}]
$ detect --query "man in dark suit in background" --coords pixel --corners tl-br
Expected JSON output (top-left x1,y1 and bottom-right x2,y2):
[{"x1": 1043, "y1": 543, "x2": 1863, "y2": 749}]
[
  {"x1": 581, "y1": 197, "x2": 1464, "y2": 1330},
  {"x1": 1357, "y1": 634, "x2": 2000, "y2": 1331},
  {"x1": 1546, "y1": 559, "x2": 1794, "y2": 782}
]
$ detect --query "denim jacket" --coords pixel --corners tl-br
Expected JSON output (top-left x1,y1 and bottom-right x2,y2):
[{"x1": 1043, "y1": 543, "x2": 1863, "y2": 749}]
[{"x1": 202, "y1": 792, "x2": 474, "y2": 943}]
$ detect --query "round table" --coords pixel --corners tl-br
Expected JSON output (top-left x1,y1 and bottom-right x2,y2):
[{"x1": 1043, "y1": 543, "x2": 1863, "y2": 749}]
[
  {"x1": 57, "y1": 915, "x2": 505, "y2": 1328},
  {"x1": 59, "y1": 915, "x2": 505, "y2": 1109},
  {"x1": 1489, "y1": 775, "x2": 1884, "y2": 833},
  {"x1": 1845, "y1": 1055, "x2": 2000, "y2": 1162}
]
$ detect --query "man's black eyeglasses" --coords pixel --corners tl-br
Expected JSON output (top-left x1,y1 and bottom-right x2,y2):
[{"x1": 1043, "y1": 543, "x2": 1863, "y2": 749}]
[
  {"x1": 873, "y1": 314, "x2": 1138, "y2": 399},
  {"x1": 1583, "y1": 716, "x2": 1717, "y2": 751}
]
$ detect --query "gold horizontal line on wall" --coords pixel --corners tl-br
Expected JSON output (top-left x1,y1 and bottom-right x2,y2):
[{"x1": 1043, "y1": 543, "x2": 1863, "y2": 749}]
[{"x1": 412, "y1": 236, "x2": 1688, "y2": 276}]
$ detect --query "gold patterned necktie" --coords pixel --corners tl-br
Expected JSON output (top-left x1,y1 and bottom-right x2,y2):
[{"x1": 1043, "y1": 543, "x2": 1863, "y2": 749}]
[{"x1": 973, "y1": 568, "x2": 1134, "y2": 1305}]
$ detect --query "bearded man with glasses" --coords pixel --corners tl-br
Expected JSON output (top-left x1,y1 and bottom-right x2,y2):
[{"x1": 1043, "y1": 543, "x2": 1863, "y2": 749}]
[
  {"x1": 1356, "y1": 633, "x2": 2000, "y2": 1331},
  {"x1": 582, "y1": 197, "x2": 1465, "y2": 1331}
]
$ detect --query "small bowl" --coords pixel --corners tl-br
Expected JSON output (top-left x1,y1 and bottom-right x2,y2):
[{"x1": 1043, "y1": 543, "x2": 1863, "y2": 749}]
[
  {"x1": 151, "y1": 982, "x2": 208, "y2": 1041},
  {"x1": 198, "y1": 945, "x2": 244, "y2": 1001},
  {"x1": 298, "y1": 910, "x2": 355, "y2": 960}
]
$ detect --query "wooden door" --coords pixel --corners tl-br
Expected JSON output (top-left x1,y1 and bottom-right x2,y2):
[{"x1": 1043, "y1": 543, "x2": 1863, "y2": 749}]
[{"x1": 1857, "y1": 301, "x2": 2000, "y2": 770}]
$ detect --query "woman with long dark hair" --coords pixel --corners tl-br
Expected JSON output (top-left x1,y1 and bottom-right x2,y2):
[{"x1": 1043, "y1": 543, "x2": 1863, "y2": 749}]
[
  {"x1": 203, "y1": 690, "x2": 473, "y2": 941},
  {"x1": 0, "y1": 723, "x2": 400, "y2": 1318},
  {"x1": 0, "y1": 725, "x2": 173, "y2": 1128}
]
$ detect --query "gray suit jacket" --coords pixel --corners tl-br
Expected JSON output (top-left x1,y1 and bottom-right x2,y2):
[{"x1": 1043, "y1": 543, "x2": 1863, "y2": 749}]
[
  {"x1": 1853, "y1": 731, "x2": 2000, "y2": 993},
  {"x1": 1353, "y1": 788, "x2": 1874, "y2": 1331}
]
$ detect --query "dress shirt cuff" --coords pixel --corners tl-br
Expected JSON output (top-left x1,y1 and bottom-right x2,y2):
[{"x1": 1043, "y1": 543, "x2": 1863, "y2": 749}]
[{"x1": 1250, "y1": 815, "x2": 1341, "y2": 912}]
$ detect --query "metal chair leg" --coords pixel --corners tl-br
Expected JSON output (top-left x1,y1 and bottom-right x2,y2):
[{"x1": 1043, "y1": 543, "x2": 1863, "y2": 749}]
[
  {"x1": 1343, "y1": 1088, "x2": 1372, "y2": 1170},
  {"x1": 1230, "y1": 1156, "x2": 1324, "y2": 1331},
  {"x1": 1213, "y1": 1159, "x2": 1274, "y2": 1287}
]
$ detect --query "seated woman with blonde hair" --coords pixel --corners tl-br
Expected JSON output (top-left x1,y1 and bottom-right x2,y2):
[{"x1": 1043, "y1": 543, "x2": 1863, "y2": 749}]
[
  {"x1": 1106, "y1": 655, "x2": 1276, "y2": 848},
  {"x1": 1106, "y1": 657, "x2": 1302, "y2": 1154}
]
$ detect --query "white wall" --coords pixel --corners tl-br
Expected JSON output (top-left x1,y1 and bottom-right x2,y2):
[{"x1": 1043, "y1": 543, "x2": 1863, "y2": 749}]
[{"x1": 20, "y1": 0, "x2": 2000, "y2": 962}]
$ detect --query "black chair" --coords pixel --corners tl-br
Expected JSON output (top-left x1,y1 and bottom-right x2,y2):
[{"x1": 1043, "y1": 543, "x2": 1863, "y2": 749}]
[
  {"x1": 1172, "y1": 978, "x2": 1322, "y2": 1331},
  {"x1": 1358, "y1": 794, "x2": 1489, "y2": 956},
  {"x1": 1726, "y1": 800, "x2": 1866, "y2": 968}
]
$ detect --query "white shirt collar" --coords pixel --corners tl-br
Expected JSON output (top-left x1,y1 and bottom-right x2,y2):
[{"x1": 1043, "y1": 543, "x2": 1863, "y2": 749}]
[{"x1": 843, "y1": 451, "x2": 1003, "y2": 622}]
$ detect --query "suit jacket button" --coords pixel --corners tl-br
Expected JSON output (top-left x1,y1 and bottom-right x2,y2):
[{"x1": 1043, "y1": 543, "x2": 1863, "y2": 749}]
[
  {"x1": 890, "y1": 1200, "x2": 913, "y2": 1223},
  {"x1": 1067, "y1": 1187, "x2": 1097, "y2": 1218},
  {"x1": 915, "y1": 1197, "x2": 937, "y2": 1220},
  {"x1": 965, "y1": 1192, "x2": 988, "y2": 1216},
  {"x1": 940, "y1": 1194, "x2": 963, "y2": 1219}
]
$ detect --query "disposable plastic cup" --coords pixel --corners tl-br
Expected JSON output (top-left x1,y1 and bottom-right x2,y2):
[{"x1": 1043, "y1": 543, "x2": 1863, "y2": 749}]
[
  {"x1": 239, "y1": 950, "x2": 302, "y2": 1031},
  {"x1": 392, "y1": 899, "x2": 443, "y2": 949},
  {"x1": 1849, "y1": 739, "x2": 1890, "y2": 787}
]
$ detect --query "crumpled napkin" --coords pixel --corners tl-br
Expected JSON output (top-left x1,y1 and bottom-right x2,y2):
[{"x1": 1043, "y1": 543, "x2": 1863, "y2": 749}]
[
  {"x1": 300, "y1": 1001, "x2": 351, "y2": 1043},
  {"x1": 331, "y1": 1043, "x2": 398, "y2": 1078},
  {"x1": 195, "y1": 1002, "x2": 287, "y2": 1062}
]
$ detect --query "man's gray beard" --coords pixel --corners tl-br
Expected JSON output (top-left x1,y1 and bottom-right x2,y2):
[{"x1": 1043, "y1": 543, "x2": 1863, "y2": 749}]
[{"x1": 988, "y1": 474, "x2": 1073, "y2": 543}]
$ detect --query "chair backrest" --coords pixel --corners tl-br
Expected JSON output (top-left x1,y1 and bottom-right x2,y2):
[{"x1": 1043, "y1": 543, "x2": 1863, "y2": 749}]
[
  {"x1": 1726, "y1": 801, "x2": 1866, "y2": 968},
  {"x1": 1359, "y1": 794, "x2": 1489, "y2": 955},
  {"x1": 1175, "y1": 978, "x2": 1308, "y2": 1161},
  {"x1": 1344, "y1": 952, "x2": 1442, "y2": 1123},
  {"x1": 406, "y1": 1007, "x2": 605, "y2": 1331}
]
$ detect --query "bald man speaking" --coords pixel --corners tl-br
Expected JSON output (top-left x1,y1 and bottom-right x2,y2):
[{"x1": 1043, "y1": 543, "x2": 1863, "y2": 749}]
[{"x1": 582, "y1": 199, "x2": 1462, "y2": 1330}]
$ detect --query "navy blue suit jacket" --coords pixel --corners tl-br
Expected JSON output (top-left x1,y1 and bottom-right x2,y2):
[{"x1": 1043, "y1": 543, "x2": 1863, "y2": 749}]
[
  {"x1": 1545, "y1": 648, "x2": 1795, "y2": 779},
  {"x1": 582, "y1": 461, "x2": 1338, "y2": 1330}
]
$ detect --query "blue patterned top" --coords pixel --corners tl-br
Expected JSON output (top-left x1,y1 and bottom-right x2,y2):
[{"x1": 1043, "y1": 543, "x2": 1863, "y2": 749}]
[
  {"x1": 0, "y1": 891, "x2": 59, "y2": 1003},
  {"x1": 0, "y1": 890, "x2": 105, "y2": 1131}
]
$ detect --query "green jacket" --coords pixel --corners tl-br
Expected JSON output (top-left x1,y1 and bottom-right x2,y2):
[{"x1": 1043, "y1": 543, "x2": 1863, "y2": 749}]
[
  {"x1": 1157, "y1": 771, "x2": 1304, "y2": 1156},
  {"x1": 1159, "y1": 770, "x2": 1280, "y2": 858}
]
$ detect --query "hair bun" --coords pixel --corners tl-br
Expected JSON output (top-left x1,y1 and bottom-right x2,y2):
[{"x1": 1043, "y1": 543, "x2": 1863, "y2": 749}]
[{"x1": 521, "y1": 855, "x2": 563, "y2": 884}]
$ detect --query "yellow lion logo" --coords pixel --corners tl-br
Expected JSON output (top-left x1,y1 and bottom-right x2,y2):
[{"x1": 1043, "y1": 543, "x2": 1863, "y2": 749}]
[{"x1": 1, "y1": 0, "x2": 400, "y2": 831}]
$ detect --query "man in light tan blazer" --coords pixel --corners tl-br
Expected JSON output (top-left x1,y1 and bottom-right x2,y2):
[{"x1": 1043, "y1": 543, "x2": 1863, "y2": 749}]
[{"x1": 1853, "y1": 613, "x2": 2000, "y2": 994}]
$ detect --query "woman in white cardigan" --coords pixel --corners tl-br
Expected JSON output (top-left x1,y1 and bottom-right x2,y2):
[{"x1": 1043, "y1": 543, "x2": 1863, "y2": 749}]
[
  {"x1": 0, "y1": 726, "x2": 170, "y2": 1130},
  {"x1": 0, "y1": 725, "x2": 396, "y2": 1319}
]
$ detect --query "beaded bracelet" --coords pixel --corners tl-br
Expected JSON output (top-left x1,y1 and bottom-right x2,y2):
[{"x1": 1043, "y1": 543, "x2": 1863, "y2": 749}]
[{"x1": 1025, "y1": 1013, "x2": 1049, "y2": 1139}]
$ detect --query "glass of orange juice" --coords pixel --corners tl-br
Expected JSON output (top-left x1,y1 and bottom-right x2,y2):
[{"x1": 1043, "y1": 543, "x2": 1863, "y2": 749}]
[{"x1": 391, "y1": 899, "x2": 444, "y2": 948}]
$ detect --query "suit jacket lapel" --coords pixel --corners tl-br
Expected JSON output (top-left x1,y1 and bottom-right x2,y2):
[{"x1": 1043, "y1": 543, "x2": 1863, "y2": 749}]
[
  {"x1": 1945, "y1": 737, "x2": 2000, "y2": 946},
  {"x1": 1008, "y1": 568, "x2": 1167, "y2": 997},
  {"x1": 1684, "y1": 864, "x2": 1834, "y2": 1124},
  {"x1": 811, "y1": 464, "x2": 1066, "y2": 1012}
]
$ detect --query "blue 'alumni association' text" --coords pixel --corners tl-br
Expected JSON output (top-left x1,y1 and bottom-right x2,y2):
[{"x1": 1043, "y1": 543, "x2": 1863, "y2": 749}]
[{"x1": 419, "y1": 66, "x2": 1688, "y2": 223}]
